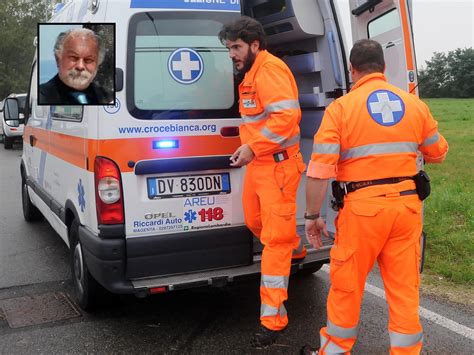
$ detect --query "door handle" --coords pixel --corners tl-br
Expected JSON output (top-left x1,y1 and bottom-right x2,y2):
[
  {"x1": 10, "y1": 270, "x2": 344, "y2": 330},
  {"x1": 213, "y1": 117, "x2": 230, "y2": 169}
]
[
  {"x1": 30, "y1": 135, "x2": 37, "y2": 146},
  {"x1": 386, "y1": 41, "x2": 395, "y2": 49}
]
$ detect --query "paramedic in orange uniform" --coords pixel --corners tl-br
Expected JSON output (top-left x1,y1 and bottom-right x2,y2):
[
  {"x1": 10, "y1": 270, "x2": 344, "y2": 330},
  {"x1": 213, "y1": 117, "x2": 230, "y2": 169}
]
[
  {"x1": 301, "y1": 40, "x2": 448, "y2": 355},
  {"x1": 219, "y1": 17, "x2": 306, "y2": 347}
]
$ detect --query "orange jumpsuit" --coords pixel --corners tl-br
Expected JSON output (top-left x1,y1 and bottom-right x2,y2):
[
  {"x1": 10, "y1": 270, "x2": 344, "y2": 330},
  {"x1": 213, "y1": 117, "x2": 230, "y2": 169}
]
[
  {"x1": 308, "y1": 73, "x2": 448, "y2": 354},
  {"x1": 239, "y1": 50, "x2": 306, "y2": 331}
]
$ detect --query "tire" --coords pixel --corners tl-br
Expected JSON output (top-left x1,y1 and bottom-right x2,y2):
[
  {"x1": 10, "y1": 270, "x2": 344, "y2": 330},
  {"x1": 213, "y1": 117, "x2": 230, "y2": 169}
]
[
  {"x1": 22, "y1": 178, "x2": 42, "y2": 222},
  {"x1": 4, "y1": 136, "x2": 13, "y2": 149},
  {"x1": 69, "y1": 219, "x2": 106, "y2": 310},
  {"x1": 296, "y1": 262, "x2": 324, "y2": 277}
]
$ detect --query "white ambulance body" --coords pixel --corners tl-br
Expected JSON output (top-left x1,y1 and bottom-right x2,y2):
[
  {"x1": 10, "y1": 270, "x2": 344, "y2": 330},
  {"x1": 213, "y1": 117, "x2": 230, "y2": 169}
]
[{"x1": 16, "y1": 0, "x2": 417, "y2": 309}]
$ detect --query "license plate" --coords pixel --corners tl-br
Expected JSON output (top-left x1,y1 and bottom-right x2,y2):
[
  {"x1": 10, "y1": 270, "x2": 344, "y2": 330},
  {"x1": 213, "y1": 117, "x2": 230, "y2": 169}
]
[{"x1": 147, "y1": 173, "x2": 231, "y2": 199}]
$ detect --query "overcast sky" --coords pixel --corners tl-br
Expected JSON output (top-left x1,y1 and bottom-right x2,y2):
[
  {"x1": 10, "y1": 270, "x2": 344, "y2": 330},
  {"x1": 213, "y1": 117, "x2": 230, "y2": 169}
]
[{"x1": 335, "y1": 0, "x2": 473, "y2": 68}]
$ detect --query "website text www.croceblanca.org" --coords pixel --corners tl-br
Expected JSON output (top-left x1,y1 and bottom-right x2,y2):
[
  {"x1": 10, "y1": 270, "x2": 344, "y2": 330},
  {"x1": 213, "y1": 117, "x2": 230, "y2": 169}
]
[{"x1": 118, "y1": 123, "x2": 217, "y2": 135}]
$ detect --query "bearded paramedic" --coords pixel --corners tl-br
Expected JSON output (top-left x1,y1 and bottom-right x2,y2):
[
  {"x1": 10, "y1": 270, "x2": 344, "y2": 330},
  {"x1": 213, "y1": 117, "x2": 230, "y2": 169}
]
[{"x1": 219, "y1": 16, "x2": 306, "y2": 347}]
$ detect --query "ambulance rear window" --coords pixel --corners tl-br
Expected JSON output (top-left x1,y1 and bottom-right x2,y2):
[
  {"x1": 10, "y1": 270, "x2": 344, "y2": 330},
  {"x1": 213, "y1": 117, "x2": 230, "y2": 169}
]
[
  {"x1": 127, "y1": 12, "x2": 240, "y2": 120},
  {"x1": 17, "y1": 96, "x2": 26, "y2": 114}
]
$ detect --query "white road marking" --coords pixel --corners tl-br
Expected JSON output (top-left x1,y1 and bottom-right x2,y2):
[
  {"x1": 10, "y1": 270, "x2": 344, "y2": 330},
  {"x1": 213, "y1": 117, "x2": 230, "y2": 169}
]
[{"x1": 321, "y1": 265, "x2": 474, "y2": 340}]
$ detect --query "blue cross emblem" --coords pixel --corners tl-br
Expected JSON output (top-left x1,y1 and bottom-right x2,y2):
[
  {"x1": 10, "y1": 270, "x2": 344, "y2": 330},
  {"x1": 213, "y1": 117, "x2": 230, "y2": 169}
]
[
  {"x1": 168, "y1": 48, "x2": 204, "y2": 84},
  {"x1": 184, "y1": 209, "x2": 197, "y2": 223},
  {"x1": 78, "y1": 179, "x2": 86, "y2": 212},
  {"x1": 367, "y1": 90, "x2": 405, "y2": 126}
]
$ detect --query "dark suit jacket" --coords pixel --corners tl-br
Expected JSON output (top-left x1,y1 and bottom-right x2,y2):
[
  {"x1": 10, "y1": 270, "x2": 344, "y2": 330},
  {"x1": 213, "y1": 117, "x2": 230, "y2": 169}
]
[{"x1": 39, "y1": 74, "x2": 113, "y2": 105}]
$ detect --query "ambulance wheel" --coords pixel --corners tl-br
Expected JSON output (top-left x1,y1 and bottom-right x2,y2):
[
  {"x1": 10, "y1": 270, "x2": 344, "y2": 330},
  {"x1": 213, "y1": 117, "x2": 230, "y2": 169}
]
[
  {"x1": 297, "y1": 262, "x2": 324, "y2": 277},
  {"x1": 22, "y1": 177, "x2": 42, "y2": 222},
  {"x1": 4, "y1": 136, "x2": 13, "y2": 149},
  {"x1": 69, "y1": 219, "x2": 103, "y2": 310}
]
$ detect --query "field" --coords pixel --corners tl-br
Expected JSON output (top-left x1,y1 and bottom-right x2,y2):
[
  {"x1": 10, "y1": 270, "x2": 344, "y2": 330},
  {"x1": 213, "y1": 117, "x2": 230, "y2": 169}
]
[{"x1": 422, "y1": 98, "x2": 473, "y2": 289}]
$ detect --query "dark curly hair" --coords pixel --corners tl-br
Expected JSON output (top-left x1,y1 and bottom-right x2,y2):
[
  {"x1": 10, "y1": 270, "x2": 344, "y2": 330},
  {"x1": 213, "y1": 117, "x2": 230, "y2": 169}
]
[{"x1": 218, "y1": 16, "x2": 267, "y2": 50}]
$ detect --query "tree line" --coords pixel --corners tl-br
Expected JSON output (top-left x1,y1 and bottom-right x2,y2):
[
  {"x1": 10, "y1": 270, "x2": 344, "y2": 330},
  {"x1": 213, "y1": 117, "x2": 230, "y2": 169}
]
[
  {"x1": 418, "y1": 48, "x2": 474, "y2": 98},
  {"x1": 0, "y1": 0, "x2": 47, "y2": 99}
]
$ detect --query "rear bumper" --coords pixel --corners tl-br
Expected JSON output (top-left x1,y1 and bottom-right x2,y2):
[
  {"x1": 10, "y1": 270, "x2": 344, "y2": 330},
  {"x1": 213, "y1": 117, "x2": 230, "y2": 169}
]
[
  {"x1": 125, "y1": 226, "x2": 253, "y2": 279},
  {"x1": 78, "y1": 225, "x2": 132, "y2": 293},
  {"x1": 131, "y1": 248, "x2": 331, "y2": 294},
  {"x1": 78, "y1": 225, "x2": 332, "y2": 295}
]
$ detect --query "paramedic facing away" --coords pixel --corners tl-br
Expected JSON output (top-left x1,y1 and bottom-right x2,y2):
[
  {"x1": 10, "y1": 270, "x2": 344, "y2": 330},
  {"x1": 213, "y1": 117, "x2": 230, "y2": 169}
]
[
  {"x1": 219, "y1": 16, "x2": 306, "y2": 347},
  {"x1": 39, "y1": 28, "x2": 113, "y2": 105},
  {"x1": 302, "y1": 39, "x2": 448, "y2": 355}
]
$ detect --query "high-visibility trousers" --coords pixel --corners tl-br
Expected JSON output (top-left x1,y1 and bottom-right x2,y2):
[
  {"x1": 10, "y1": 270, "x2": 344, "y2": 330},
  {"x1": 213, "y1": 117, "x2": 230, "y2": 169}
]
[
  {"x1": 319, "y1": 192, "x2": 423, "y2": 355},
  {"x1": 242, "y1": 154, "x2": 305, "y2": 331}
]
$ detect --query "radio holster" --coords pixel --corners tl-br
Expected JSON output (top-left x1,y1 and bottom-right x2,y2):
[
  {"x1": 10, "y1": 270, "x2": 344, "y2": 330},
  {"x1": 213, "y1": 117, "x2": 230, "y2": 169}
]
[
  {"x1": 412, "y1": 170, "x2": 431, "y2": 201},
  {"x1": 331, "y1": 181, "x2": 345, "y2": 211}
]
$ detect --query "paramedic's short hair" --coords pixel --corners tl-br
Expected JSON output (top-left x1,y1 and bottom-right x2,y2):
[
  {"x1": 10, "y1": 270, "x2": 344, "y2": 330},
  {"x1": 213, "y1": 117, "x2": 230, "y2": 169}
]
[
  {"x1": 218, "y1": 16, "x2": 267, "y2": 50},
  {"x1": 54, "y1": 28, "x2": 105, "y2": 65},
  {"x1": 349, "y1": 39, "x2": 385, "y2": 73}
]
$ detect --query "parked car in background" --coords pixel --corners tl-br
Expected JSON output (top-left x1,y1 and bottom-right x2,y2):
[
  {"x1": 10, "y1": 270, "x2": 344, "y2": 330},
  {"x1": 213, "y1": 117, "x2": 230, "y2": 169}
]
[
  {"x1": 1, "y1": 93, "x2": 26, "y2": 149},
  {"x1": 0, "y1": 99, "x2": 3, "y2": 142}
]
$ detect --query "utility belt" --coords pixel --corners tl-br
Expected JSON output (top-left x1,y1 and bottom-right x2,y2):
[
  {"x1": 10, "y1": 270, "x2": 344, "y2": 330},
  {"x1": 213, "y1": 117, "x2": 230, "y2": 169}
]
[
  {"x1": 272, "y1": 149, "x2": 300, "y2": 163},
  {"x1": 331, "y1": 170, "x2": 431, "y2": 210}
]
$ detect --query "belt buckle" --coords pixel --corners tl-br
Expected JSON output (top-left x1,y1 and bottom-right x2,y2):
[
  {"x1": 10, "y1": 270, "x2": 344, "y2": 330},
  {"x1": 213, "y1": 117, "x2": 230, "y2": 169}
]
[{"x1": 273, "y1": 150, "x2": 289, "y2": 162}]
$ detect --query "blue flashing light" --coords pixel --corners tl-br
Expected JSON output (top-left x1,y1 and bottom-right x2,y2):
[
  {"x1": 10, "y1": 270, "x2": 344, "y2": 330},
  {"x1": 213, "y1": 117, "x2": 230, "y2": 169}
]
[{"x1": 153, "y1": 140, "x2": 179, "y2": 149}]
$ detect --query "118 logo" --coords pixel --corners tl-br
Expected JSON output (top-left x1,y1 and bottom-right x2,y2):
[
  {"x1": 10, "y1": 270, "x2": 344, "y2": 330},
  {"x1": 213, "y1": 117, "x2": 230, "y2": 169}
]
[{"x1": 198, "y1": 207, "x2": 224, "y2": 222}]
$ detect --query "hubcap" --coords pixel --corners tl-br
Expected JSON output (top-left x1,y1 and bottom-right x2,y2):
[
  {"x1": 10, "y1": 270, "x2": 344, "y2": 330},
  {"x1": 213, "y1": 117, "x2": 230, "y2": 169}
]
[
  {"x1": 73, "y1": 243, "x2": 85, "y2": 295},
  {"x1": 22, "y1": 182, "x2": 28, "y2": 211}
]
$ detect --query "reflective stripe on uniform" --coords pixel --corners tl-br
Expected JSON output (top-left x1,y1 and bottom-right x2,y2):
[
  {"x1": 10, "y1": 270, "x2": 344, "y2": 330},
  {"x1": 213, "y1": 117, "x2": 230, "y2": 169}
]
[
  {"x1": 261, "y1": 275, "x2": 289, "y2": 289},
  {"x1": 241, "y1": 99, "x2": 300, "y2": 124},
  {"x1": 389, "y1": 331, "x2": 423, "y2": 347},
  {"x1": 313, "y1": 143, "x2": 340, "y2": 155},
  {"x1": 261, "y1": 127, "x2": 287, "y2": 144},
  {"x1": 261, "y1": 303, "x2": 278, "y2": 317},
  {"x1": 327, "y1": 319, "x2": 358, "y2": 339},
  {"x1": 242, "y1": 111, "x2": 267, "y2": 124},
  {"x1": 266, "y1": 99, "x2": 300, "y2": 112},
  {"x1": 421, "y1": 132, "x2": 439, "y2": 147},
  {"x1": 261, "y1": 127, "x2": 300, "y2": 148},
  {"x1": 320, "y1": 334, "x2": 346, "y2": 354},
  {"x1": 261, "y1": 303, "x2": 288, "y2": 317},
  {"x1": 282, "y1": 133, "x2": 300, "y2": 148},
  {"x1": 340, "y1": 142, "x2": 418, "y2": 161}
]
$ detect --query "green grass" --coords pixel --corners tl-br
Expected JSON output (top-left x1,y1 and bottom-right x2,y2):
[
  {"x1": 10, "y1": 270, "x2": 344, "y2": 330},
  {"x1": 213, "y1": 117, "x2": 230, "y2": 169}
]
[{"x1": 422, "y1": 98, "x2": 474, "y2": 286}]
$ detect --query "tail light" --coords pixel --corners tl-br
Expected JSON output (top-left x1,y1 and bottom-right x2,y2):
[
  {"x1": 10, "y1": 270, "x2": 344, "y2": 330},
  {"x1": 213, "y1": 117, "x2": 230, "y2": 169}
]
[
  {"x1": 220, "y1": 126, "x2": 239, "y2": 137},
  {"x1": 94, "y1": 157, "x2": 124, "y2": 224}
]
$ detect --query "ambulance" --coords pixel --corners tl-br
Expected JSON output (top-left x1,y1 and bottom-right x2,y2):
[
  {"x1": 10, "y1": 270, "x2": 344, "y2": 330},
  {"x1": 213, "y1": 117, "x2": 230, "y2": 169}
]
[{"x1": 5, "y1": 0, "x2": 418, "y2": 310}]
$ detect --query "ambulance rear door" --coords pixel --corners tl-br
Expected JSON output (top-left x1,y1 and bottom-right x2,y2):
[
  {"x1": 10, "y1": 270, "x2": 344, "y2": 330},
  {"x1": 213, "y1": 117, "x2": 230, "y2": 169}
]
[
  {"x1": 116, "y1": 3, "x2": 252, "y2": 281},
  {"x1": 349, "y1": 0, "x2": 418, "y2": 94}
]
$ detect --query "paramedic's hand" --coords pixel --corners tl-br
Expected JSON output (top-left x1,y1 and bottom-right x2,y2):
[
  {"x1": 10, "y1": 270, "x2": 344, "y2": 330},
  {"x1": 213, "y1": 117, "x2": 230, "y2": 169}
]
[
  {"x1": 305, "y1": 217, "x2": 328, "y2": 250},
  {"x1": 230, "y1": 144, "x2": 255, "y2": 167}
]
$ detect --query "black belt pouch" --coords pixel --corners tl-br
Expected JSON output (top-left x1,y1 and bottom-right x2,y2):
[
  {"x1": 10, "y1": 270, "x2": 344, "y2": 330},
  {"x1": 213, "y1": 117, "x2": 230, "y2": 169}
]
[
  {"x1": 331, "y1": 180, "x2": 345, "y2": 210},
  {"x1": 413, "y1": 170, "x2": 431, "y2": 201}
]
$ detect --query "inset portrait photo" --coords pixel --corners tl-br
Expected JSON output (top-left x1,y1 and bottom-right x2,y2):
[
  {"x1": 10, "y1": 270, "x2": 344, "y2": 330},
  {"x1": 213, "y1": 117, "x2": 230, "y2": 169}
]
[{"x1": 38, "y1": 23, "x2": 115, "y2": 106}]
